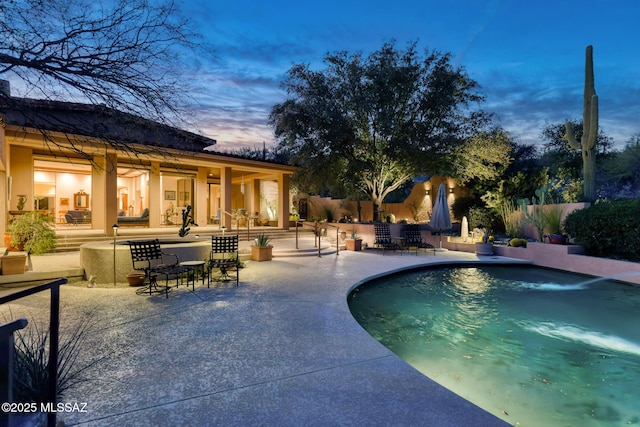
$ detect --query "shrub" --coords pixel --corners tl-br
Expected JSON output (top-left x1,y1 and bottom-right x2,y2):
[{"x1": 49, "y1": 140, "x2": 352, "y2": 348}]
[
  {"x1": 10, "y1": 309, "x2": 109, "y2": 405},
  {"x1": 467, "y1": 206, "x2": 498, "y2": 231},
  {"x1": 451, "y1": 196, "x2": 480, "y2": 221},
  {"x1": 542, "y1": 204, "x2": 564, "y2": 235},
  {"x1": 563, "y1": 199, "x2": 640, "y2": 261},
  {"x1": 253, "y1": 233, "x2": 272, "y2": 247},
  {"x1": 8, "y1": 212, "x2": 56, "y2": 255},
  {"x1": 509, "y1": 238, "x2": 527, "y2": 247},
  {"x1": 497, "y1": 200, "x2": 524, "y2": 238}
]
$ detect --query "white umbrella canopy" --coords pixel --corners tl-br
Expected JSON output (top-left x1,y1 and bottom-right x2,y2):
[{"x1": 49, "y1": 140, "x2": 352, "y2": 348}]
[{"x1": 430, "y1": 183, "x2": 452, "y2": 249}]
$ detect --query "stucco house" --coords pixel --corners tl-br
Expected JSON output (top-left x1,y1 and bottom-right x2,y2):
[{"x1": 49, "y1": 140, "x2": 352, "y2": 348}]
[{"x1": 0, "y1": 80, "x2": 296, "y2": 237}]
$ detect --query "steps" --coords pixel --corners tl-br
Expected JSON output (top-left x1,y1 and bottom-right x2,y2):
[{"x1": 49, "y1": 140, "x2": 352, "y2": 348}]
[{"x1": 54, "y1": 227, "x2": 314, "y2": 252}]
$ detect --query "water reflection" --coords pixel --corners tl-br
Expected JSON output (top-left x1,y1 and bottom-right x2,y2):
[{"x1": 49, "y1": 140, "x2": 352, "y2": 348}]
[{"x1": 348, "y1": 266, "x2": 640, "y2": 427}]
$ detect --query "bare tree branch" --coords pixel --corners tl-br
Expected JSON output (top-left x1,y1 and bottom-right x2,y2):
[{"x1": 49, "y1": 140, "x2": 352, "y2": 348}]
[{"x1": 1, "y1": 0, "x2": 207, "y2": 162}]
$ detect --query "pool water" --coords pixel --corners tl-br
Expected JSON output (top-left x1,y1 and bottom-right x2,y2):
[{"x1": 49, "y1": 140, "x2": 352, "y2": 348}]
[{"x1": 348, "y1": 266, "x2": 640, "y2": 426}]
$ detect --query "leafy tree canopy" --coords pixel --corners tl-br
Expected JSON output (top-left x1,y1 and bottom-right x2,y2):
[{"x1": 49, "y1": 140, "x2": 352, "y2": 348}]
[
  {"x1": 453, "y1": 127, "x2": 514, "y2": 185},
  {"x1": 540, "y1": 120, "x2": 613, "y2": 175},
  {"x1": 269, "y1": 40, "x2": 489, "y2": 218}
]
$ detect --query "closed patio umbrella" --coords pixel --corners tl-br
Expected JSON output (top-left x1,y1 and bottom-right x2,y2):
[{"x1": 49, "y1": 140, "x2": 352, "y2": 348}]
[{"x1": 430, "y1": 183, "x2": 452, "y2": 249}]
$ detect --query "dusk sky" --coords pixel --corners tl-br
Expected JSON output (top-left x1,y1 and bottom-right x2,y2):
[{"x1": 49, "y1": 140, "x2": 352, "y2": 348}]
[{"x1": 177, "y1": 0, "x2": 639, "y2": 152}]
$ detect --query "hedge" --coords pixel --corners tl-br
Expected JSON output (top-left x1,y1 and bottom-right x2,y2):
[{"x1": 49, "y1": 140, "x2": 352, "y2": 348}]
[{"x1": 563, "y1": 199, "x2": 640, "y2": 262}]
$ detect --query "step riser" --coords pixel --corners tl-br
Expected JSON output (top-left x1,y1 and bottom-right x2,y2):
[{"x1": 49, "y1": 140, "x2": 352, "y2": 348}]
[{"x1": 54, "y1": 229, "x2": 313, "y2": 252}]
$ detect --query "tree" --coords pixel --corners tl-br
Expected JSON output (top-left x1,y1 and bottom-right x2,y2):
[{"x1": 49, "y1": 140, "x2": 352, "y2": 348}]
[
  {"x1": 1, "y1": 0, "x2": 201, "y2": 160},
  {"x1": 600, "y1": 133, "x2": 640, "y2": 197},
  {"x1": 269, "y1": 41, "x2": 488, "y2": 220},
  {"x1": 453, "y1": 128, "x2": 514, "y2": 185}
]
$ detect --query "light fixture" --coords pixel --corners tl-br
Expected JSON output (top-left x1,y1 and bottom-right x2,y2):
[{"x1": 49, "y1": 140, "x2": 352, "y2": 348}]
[
  {"x1": 112, "y1": 224, "x2": 119, "y2": 287},
  {"x1": 449, "y1": 187, "x2": 454, "y2": 194},
  {"x1": 425, "y1": 189, "x2": 430, "y2": 196},
  {"x1": 240, "y1": 174, "x2": 245, "y2": 194}
]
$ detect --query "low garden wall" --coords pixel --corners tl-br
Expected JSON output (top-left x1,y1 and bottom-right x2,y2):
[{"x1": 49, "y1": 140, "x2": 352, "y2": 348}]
[
  {"x1": 442, "y1": 237, "x2": 640, "y2": 286},
  {"x1": 324, "y1": 222, "x2": 640, "y2": 286},
  {"x1": 492, "y1": 242, "x2": 640, "y2": 285}
]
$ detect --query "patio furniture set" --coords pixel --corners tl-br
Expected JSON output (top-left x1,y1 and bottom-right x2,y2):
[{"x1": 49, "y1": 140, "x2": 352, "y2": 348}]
[
  {"x1": 373, "y1": 223, "x2": 436, "y2": 255},
  {"x1": 128, "y1": 235, "x2": 240, "y2": 298}
]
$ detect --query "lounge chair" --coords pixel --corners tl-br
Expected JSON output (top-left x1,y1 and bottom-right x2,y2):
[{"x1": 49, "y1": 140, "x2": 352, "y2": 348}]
[
  {"x1": 402, "y1": 224, "x2": 436, "y2": 255},
  {"x1": 373, "y1": 223, "x2": 402, "y2": 254}
]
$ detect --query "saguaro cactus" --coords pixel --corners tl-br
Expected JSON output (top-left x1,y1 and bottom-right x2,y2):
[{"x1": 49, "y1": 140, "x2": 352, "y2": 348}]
[{"x1": 564, "y1": 45, "x2": 599, "y2": 202}]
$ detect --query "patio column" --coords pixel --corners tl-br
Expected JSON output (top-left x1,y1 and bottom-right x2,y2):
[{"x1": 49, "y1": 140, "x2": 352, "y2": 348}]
[
  {"x1": 0, "y1": 125, "x2": 6, "y2": 234},
  {"x1": 277, "y1": 173, "x2": 290, "y2": 230},
  {"x1": 148, "y1": 162, "x2": 161, "y2": 228},
  {"x1": 195, "y1": 167, "x2": 208, "y2": 226},
  {"x1": 251, "y1": 178, "x2": 260, "y2": 220},
  {"x1": 221, "y1": 167, "x2": 232, "y2": 229},
  {"x1": 8, "y1": 146, "x2": 33, "y2": 213},
  {"x1": 92, "y1": 152, "x2": 118, "y2": 235}
]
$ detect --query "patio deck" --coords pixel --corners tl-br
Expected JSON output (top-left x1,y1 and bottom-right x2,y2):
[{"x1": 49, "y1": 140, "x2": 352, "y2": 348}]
[{"x1": 0, "y1": 237, "x2": 519, "y2": 426}]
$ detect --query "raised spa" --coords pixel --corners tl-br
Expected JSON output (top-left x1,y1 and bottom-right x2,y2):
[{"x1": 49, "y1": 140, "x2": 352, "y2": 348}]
[
  {"x1": 348, "y1": 265, "x2": 640, "y2": 426},
  {"x1": 81, "y1": 238, "x2": 210, "y2": 284}
]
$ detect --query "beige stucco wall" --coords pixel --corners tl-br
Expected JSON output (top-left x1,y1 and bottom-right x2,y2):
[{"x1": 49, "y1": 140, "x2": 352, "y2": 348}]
[{"x1": 302, "y1": 176, "x2": 467, "y2": 223}]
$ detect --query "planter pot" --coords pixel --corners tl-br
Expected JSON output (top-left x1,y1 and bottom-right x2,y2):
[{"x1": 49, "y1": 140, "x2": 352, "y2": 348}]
[
  {"x1": 251, "y1": 245, "x2": 273, "y2": 262},
  {"x1": 475, "y1": 243, "x2": 494, "y2": 256},
  {"x1": 346, "y1": 239, "x2": 362, "y2": 251},
  {"x1": 547, "y1": 234, "x2": 567, "y2": 245},
  {"x1": 3, "y1": 232, "x2": 24, "y2": 252},
  {"x1": 126, "y1": 273, "x2": 146, "y2": 286},
  {"x1": 1, "y1": 254, "x2": 27, "y2": 275}
]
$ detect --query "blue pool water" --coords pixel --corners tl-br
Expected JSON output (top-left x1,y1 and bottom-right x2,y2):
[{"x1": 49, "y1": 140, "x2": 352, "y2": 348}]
[{"x1": 348, "y1": 265, "x2": 640, "y2": 426}]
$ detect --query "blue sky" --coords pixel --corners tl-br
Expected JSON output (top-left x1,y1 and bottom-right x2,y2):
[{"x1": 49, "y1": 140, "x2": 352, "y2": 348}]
[{"x1": 181, "y1": 0, "x2": 639, "y2": 151}]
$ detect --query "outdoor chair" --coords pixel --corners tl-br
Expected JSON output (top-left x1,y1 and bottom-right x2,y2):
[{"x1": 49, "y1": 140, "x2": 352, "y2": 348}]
[
  {"x1": 208, "y1": 235, "x2": 240, "y2": 286},
  {"x1": 402, "y1": 224, "x2": 436, "y2": 255},
  {"x1": 373, "y1": 223, "x2": 402, "y2": 254},
  {"x1": 128, "y1": 239, "x2": 188, "y2": 297}
]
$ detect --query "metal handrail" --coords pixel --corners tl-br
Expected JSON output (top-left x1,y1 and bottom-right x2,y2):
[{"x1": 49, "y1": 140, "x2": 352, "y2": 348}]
[
  {"x1": 0, "y1": 277, "x2": 67, "y2": 427},
  {"x1": 298, "y1": 221, "x2": 343, "y2": 257}
]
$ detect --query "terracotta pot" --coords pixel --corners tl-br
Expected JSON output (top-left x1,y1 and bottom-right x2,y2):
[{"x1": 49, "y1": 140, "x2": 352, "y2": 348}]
[
  {"x1": 126, "y1": 273, "x2": 146, "y2": 286},
  {"x1": 346, "y1": 239, "x2": 362, "y2": 251},
  {"x1": 3, "y1": 232, "x2": 24, "y2": 252},
  {"x1": 251, "y1": 245, "x2": 273, "y2": 261},
  {"x1": 547, "y1": 234, "x2": 567, "y2": 245},
  {"x1": 1, "y1": 254, "x2": 27, "y2": 275}
]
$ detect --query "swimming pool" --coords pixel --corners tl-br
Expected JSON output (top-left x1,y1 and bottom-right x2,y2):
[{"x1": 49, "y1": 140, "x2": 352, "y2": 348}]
[{"x1": 348, "y1": 265, "x2": 640, "y2": 426}]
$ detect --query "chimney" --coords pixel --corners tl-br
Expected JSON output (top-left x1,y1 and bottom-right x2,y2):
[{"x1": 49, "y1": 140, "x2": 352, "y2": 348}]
[{"x1": 0, "y1": 79, "x2": 10, "y2": 97}]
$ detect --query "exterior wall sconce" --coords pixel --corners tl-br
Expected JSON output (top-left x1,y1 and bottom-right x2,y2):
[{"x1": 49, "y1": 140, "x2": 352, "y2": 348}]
[
  {"x1": 425, "y1": 189, "x2": 430, "y2": 196},
  {"x1": 449, "y1": 187, "x2": 454, "y2": 194}
]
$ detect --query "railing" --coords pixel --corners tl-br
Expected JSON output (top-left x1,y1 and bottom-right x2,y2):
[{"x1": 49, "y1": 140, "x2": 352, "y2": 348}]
[
  {"x1": 0, "y1": 277, "x2": 68, "y2": 427},
  {"x1": 298, "y1": 221, "x2": 343, "y2": 257}
]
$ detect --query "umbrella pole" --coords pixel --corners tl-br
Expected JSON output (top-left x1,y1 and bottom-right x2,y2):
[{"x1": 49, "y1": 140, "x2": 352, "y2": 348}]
[{"x1": 436, "y1": 229, "x2": 448, "y2": 252}]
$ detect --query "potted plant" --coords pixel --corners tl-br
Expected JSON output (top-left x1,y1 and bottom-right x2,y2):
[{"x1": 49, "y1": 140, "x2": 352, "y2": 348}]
[
  {"x1": 251, "y1": 233, "x2": 273, "y2": 261},
  {"x1": 475, "y1": 229, "x2": 494, "y2": 256},
  {"x1": 3, "y1": 212, "x2": 56, "y2": 273},
  {"x1": 542, "y1": 205, "x2": 566, "y2": 244},
  {"x1": 345, "y1": 230, "x2": 362, "y2": 251},
  {"x1": 7, "y1": 212, "x2": 56, "y2": 254}
]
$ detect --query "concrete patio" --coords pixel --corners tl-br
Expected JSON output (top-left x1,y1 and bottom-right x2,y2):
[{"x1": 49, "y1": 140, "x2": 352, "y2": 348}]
[{"x1": 0, "y1": 237, "x2": 520, "y2": 426}]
